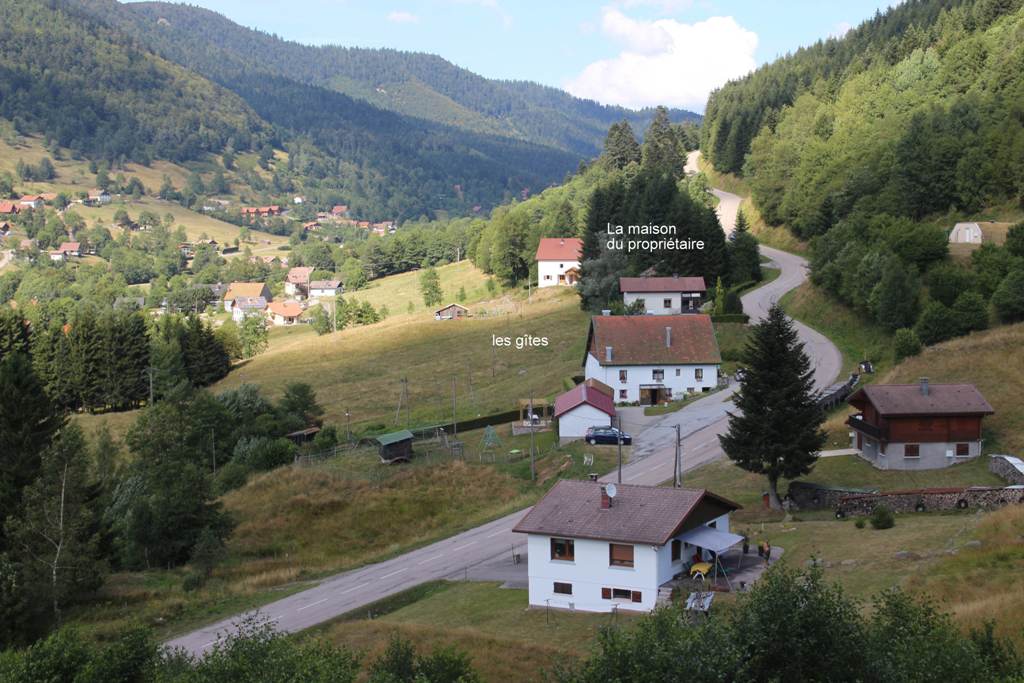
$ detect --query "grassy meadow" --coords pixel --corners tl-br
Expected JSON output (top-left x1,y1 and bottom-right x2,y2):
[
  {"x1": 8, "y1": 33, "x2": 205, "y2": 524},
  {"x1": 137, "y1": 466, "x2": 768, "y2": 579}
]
[{"x1": 213, "y1": 285, "x2": 590, "y2": 433}]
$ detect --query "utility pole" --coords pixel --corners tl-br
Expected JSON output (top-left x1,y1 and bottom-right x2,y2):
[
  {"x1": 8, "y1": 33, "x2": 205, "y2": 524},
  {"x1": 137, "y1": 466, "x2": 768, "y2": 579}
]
[
  {"x1": 616, "y1": 414, "x2": 623, "y2": 484},
  {"x1": 529, "y1": 395, "x2": 536, "y2": 481},
  {"x1": 146, "y1": 367, "x2": 155, "y2": 405},
  {"x1": 211, "y1": 427, "x2": 216, "y2": 474},
  {"x1": 345, "y1": 409, "x2": 352, "y2": 445},
  {"x1": 674, "y1": 424, "x2": 681, "y2": 488}
]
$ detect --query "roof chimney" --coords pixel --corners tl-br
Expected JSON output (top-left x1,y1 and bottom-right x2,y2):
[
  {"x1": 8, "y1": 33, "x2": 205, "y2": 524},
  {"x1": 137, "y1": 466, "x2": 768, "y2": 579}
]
[
  {"x1": 920, "y1": 377, "x2": 929, "y2": 396},
  {"x1": 605, "y1": 346, "x2": 613, "y2": 362},
  {"x1": 601, "y1": 309, "x2": 611, "y2": 316},
  {"x1": 665, "y1": 326, "x2": 672, "y2": 347},
  {"x1": 600, "y1": 485, "x2": 611, "y2": 509},
  {"x1": 588, "y1": 472, "x2": 598, "y2": 482},
  {"x1": 559, "y1": 238, "x2": 565, "y2": 245}
]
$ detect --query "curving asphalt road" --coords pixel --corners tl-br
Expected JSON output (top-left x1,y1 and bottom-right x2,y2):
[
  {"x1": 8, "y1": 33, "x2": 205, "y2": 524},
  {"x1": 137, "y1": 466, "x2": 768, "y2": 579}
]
[{"x1": 164, "y1": 151, "x2": 843, "y2": 657}]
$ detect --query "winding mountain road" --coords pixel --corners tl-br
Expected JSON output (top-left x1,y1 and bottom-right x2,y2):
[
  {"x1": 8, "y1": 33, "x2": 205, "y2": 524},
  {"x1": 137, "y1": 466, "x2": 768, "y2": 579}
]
[{"x1": 165, "y1": 151, "x2": 842, "y2": 656}]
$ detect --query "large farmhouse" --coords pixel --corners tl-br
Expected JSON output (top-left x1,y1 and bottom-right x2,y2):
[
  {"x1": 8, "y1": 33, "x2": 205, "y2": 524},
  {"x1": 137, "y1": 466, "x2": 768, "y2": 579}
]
[
  {"x1": 535, "y1": 237, "x2": 582, "y2": 288},
  {"x1": 619, "y1": 276, "x2": 706, "y2": 314},
  {"x1": 513, "y1": 480, "x2": 741, "y2": 613},
  {"x1": 846, "y1": 379, "x2": 994, "y2": 469},
  {"x1": 583, "y1": 314, "x2": 721, "y2": 404}
]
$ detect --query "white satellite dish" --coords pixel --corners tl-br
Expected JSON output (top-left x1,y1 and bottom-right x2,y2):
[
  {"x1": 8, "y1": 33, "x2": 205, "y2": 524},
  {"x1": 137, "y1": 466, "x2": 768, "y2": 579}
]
[{"x1": 605, "y1": 483, "x2": 617, "y2": 499}]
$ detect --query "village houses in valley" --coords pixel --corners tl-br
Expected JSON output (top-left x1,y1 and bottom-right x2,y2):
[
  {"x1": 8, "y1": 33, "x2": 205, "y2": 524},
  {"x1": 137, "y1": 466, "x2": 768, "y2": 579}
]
[
  {"x1": 846, "y1": 379, "x2": 994, "y2": 469},
  {"x1": 620, "y1": 275, "x2": 706, "y2": 314},
  {"x1": 513, "y1": 480, "x2": 741, "y2": 613},
  {"x1": 535, "y1": 237, "x2": 582, "y2": 288},
  {"x1": 583, "y1": 313, "x2": 721, "y2": 405}
]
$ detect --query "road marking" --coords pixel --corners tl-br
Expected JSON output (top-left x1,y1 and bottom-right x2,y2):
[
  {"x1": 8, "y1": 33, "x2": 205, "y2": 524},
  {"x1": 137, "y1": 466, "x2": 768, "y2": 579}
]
[
  {"x1": 200, "y1": 641, "x2": 217, "y2": 649},
  {"x1": 453, "y1": 541, "x2": 477, "y2": 552},
  {"x1": 486, "y1": 530, "x2": 507, "y2": 538},
  {"x1": 340, "y1": 582, "x2": 368, "y2": 594},
  {"x1": 380, "y1": 568, "x2": 408, "y2": 579},
  {"x1": 625, "y1": 471, "x2": 646, "y2": 481},
  {"x1": 417, "y1": 554, "x2": 445, "y2": 565},
  {"x1": 297, "y1": 598, "x2": 328, "y2": 612}
]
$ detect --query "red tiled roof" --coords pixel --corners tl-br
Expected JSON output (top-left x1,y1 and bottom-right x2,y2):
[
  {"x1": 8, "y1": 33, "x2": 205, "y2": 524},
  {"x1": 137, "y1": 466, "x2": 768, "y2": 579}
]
[
  {"x1": 513, "y1": 480, "x2": 741, "y2": 545},
  {"x1": 619, "y1": 276, "x2": 706, "y2": 293},
  {"x1": 0, "y1": 202, "x2": 19, "y2": 214},
  {"x1": 554, "y1": 383, "x2": 615, "y2": 418},
  {"x1": 224, "y1": 282, "x2": 270, "y2": 301},
  {"x1": 849, "y1": 383, "x2": 994, "y2": 417},
  {"x1": 586, "y1": 314, "x2": 720, "y2": 366},
  {"x1": 286, "y1": 266, "x2": 314, "y2": 284},
  {"x1": 268, "y1": 301, "x2": 302, "y2": 318},
  {"x1": 535, "y1": 237, "x2": 582, "y2": 261},
  {"x1": 57, "y1": 241, "x2": 80, "y2": 253}
]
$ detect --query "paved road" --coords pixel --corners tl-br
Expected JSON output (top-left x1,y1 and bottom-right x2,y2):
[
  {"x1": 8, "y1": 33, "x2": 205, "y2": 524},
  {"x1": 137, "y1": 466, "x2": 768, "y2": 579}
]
[{"x1": 165, "y1": 151, "x2": 843, "y2": 656}]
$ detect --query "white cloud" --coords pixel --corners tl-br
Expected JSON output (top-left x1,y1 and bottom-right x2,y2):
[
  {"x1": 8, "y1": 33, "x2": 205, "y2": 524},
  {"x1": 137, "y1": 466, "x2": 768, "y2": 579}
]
[
  {"x1": 615, "y1": 0, "x2": 694, "y2": 13},
  {"x1": 387, "y1": 10, "x2": 419, "y2": 23},
  {"x1": 449, "y1": 0, "x2": 512, "y2": 28},
  {"x1": 564, "y1": 8, "x2": 758, "y2": 111}
]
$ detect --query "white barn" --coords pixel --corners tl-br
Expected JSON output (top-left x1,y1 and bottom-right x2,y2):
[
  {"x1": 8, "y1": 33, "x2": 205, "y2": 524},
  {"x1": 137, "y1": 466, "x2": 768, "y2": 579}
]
[
  {"x1": 513, "y1": 480, "x2": 741, "y2": 613},
  {"x1": 583, "y1": 314, "x2": 721, "y2": 405},
  {"x1": 554, "y1": 382, "x2": 615, "y2": 442},
  {"x1": 620, "y1": 275, "x2": 706, "y2": 314},
  {"x1": 949, "y1": 222, "x2": 982, "y2": 244},
  {"x1": 535, "y1": 237, "x2": 582, "y2": 288}
]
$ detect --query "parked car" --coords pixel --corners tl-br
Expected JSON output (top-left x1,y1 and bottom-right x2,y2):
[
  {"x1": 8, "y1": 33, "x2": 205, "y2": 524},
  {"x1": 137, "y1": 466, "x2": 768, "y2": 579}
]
[{"x1": 586, "y1": 426, "x2": 632, "y2": 445}]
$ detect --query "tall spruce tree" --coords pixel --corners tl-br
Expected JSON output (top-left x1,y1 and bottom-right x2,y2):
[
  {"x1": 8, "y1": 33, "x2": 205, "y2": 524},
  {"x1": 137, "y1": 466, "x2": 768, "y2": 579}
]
[
  {"x1": 603, "y1": 120, "x2": 641, "y2": 169},
  {"x1": 719, "y1": 304, "x2": 825, "y2": 508},
  {"x1": 641, "y1": 106, "x2": 685, "y2": 177}
]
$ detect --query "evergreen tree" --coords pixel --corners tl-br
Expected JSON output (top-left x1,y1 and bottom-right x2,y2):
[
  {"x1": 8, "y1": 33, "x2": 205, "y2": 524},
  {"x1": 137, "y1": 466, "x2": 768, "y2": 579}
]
[
  {"x1": 951, "y1": 291, "x2": 988, "y2": 335},
  {"x1": 893, "y1": 328, "x2": 922, "y2": 361},
  {"x1": 719, "y1": 304, "x2": 825, "y2": 508},
  {"x1": 0, "y1": 354, "x2": 66, "y2": 545},
  {"x1": 641, "y1": 106, "x2": 685, "y2": 177},
  {"x1": 914, "y1": 300, "x2": 958, "y2": 346},
  {"x1": 869, "y1": 260, "x2": 920, "y2": 330},
  {"x1": 0, "y1": 309, "x2": 31, "y2": 361},
  {"x1": 991, "y1": 269, "x2": 1024, "y2": 323},
  {"x1": 602, "y1": 120, "x2": 641, "y2": 169},
  {"x1": 728, "y1": 209, "x2": 762, "y2": 284}
]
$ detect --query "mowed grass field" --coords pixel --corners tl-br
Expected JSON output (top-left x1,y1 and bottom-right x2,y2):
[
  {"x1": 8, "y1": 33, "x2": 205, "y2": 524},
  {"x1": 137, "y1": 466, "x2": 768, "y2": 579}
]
[
  {"x1": 345, "y1": 260, "x2": 496, "y2": 315},
  {"x1": 214, "y1": 285, "x2": 590, "y2": 432},
  {"x1": 315, "y1": 581, "x2": 636, "y2": 682}
]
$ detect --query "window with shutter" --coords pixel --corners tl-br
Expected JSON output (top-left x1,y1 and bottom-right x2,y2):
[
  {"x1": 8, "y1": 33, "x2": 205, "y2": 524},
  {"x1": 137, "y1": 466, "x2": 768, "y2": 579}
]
[
  {"x1": 631, "y1": 591, "x2": 642, "y2": 603},
  {"x1": 601, "y1": 587, "x2": 611, "y2": 599},
  {"x1": 609, "y1": 543, "x2": 634, "y2": 567}
]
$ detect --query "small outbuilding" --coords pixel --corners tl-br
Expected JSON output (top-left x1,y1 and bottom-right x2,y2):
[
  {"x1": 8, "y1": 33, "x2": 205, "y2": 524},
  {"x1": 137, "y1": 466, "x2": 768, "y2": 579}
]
[
  {"x1": 434, "y1": 303, "x2": 468, "y2": 320},
  {"x1": 554, "y1": 383, "x2": 615, "y2": 443},
  {"x1": 375, "y1": 429, "x2": 415, "y2": 464}
]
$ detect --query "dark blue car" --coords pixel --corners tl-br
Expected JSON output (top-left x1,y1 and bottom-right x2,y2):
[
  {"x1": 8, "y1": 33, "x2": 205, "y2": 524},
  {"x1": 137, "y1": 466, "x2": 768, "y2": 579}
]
[{"x1": 585, "y1": 426, "x2": 632, "y2": 445}]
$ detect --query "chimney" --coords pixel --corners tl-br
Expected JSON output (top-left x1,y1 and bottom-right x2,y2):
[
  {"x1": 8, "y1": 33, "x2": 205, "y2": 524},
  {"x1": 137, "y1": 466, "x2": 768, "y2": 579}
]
[
  {"x1": 601, "y1": 309, "x2": 611, "y2": 316},
  {"x1": 920, "y1": 377, "x2": 929, "y2": 396},
  {"x1": 588, "y1": 472, "x2": 599, "y2": 482},
  {"x1": 605, "y1": 346, "x2": 613, "y2": 362},
  {"x1": 665, "y1": 326, "x2": 672, "y2": 347},
  {"x1": 600, "y1": 485, "x2": 611, "y2": 509},
  {"x1": 559, "y1": 238, "x2": 565, "y2": 245}
]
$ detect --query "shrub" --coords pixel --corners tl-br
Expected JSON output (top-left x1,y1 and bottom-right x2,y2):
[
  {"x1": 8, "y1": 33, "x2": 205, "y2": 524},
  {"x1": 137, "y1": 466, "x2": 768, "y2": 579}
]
[
  {"x1": 992, "y1": 269, "x2": 1024, "y2": 323},
  {"x1": 855, "y1": 518, "x2": 866, "y2": 529},
  {"x1": 893, "y1": 327, "x2": 922, "y2": 361},
  {"x1": 214, "y1": 460, "x2": 251, "y2": 494},
  {"x1": 869, "y1": 505, "x2": 895, "y2": 530},
  {"x1": 914, "y1": 300, "x2": 958, "y2": 346}
]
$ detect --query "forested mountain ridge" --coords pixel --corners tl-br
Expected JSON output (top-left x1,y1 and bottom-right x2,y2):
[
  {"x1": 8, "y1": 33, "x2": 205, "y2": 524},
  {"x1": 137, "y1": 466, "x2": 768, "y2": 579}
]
[
  {"x1": 701, "y1": 0, "x2": 1024, "y2": 357},
  {"x1": 69, "y1": 0, "x2": 700, "y2": 158}
]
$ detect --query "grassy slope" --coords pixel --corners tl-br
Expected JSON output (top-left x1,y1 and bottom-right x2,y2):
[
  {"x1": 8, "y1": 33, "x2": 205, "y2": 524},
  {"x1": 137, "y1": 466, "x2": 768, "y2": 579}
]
[
  {"x1": 213, "y1": 285, "x2": 589, "y2": 432},
  {"x1": 0, "y1": 133, "x2": 286, "y2": 254},
  {"x1": 316, "y1": 582, "x2": 634, "y2": 683},
  {"x1": 344, "y1": 260, "x2": 493, "y2": 315}
]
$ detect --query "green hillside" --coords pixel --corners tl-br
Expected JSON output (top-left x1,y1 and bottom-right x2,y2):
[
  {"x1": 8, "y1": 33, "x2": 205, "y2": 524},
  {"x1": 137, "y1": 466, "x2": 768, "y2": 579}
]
[{"x1": 82, "y1": 0, "x2": 699, "y2": 158}]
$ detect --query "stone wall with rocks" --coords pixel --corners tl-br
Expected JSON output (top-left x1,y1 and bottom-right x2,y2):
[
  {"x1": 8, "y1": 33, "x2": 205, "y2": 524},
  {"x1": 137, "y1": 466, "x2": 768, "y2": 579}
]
[
  {"x1": 989, "y1": 454, "x2": 1024, "y2": 485},
  {"x1": 836, "y1": 486, "x2": 1024, "y2": 517},
  {"x1": 786, "y1": 481, "x2": 878, "y2": 510}
]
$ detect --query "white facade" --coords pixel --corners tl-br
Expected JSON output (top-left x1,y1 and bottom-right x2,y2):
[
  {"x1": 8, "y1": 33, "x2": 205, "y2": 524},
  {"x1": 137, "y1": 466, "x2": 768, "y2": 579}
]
[
  {"x1": 538, "y1": 259, "x2": 579, "y2": 288},
  {"x1": 284, "y1": 282, "x2": 305, "y2": 299},
  {"x1": 525, "y1": 514, "x2": 730, "y2": 613},
  {"x1": 557, "y1": 403, "x2": 613, "y2": 440},
  {"x1": 622, "y1": 291, "x2": 701, "y2": 315},
  {"x1": 584, "y1": 353, "x2": 718, "y2": 403},
  {"x1": 310, "y1": 286, "x2": 340, "y2": 300}
]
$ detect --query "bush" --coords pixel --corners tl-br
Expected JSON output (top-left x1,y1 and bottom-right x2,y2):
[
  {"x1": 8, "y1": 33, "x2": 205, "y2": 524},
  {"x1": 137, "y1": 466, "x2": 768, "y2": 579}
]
[
  {"x1": 711, "y1": 313, "x2": 750, "y2": 323},
  {"x1": 232, "y1": 436, "x2": 297, "y2": 471},
  {"x1": 182, "y1": 571, "x2": 205, "y2": 592},
  {"x1": 855, "y1": 518, "x2": 866, "y2": 529},
  {"x1": 991, "y1": 269, "x2": 1024, "y2": 323},
  {"x1": 893, "y1": 327, "x2": 922, "y2": 361},
  {"x1": 869, "y1": 505, "x2": 895, "y2": 530},
  {"x1": 914, "y1": 300, "x2": 958, "y2": 346},
  {"x1": 214, "y1": 459, "x2": 252, "y2": 494}
]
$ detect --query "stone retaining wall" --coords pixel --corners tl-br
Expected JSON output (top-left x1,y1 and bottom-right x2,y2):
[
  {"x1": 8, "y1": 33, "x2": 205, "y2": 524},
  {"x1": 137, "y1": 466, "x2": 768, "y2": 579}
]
[
  {"x1": 786, "y1": 481, "x2": 878, "y2": 510},
  {"x1": 836, "y1": 487, "x2": 1024, "y2": 517},
  {"x1": 989, "y1": 454, "x2": 1024, "y2": 485}
]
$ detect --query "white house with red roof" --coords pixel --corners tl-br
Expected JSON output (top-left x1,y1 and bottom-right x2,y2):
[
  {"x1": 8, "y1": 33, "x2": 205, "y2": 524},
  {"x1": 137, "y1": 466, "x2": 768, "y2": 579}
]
[
  {"x1": 584, "y1": 313, "x2": 721, "y2": 404},
  {"x1": 267, "y1": 300, "x2": 303, "y2": 326},
  {"x1": 285, "y1": 266, "x2": 315, "y2": 299},
  {"x1": 554, "y1": 382, "x2": 615, "y2": 442},
  {"x1": 513, "y1": 480, "x2": 741, "y2": 613},
  {"x1": 535, "y1": 237, "x2": 582, "y2": 288},
  {"x1": 620, "y1": 275, "x2": 706, "y2": 314}
]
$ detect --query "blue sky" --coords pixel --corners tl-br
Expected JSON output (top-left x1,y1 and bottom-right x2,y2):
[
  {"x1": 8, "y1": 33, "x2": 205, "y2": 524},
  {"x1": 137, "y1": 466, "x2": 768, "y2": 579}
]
[{"x1": 134, "y1": 1, "x2": 900, "y2": 111}]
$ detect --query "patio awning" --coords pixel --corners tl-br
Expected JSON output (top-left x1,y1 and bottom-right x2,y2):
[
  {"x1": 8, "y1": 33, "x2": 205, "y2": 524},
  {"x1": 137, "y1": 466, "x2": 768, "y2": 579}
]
[{"x1": 677, "y1": 526, "x2": 744, "y2": 553}]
